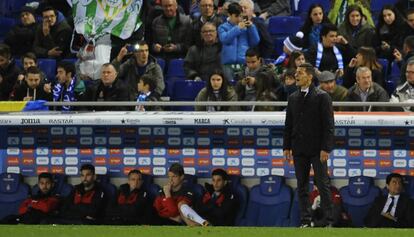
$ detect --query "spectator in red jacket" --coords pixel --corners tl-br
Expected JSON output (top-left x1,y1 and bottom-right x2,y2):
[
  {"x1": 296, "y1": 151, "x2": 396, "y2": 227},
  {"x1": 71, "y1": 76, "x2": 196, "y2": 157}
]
[
  {"x1": 154, "y1": 163, "x2": 208, "y2": 226},
  {"x1": 1, "y1": 172, "x2": 60, "y2": 224}
]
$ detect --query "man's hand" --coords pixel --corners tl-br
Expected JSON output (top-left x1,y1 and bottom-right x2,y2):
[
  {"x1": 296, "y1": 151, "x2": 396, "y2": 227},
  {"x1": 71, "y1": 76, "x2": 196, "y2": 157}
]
[
  {"x1": 116, "y1": 45, "x2": 129, "y2": 62},
  {"x1": 238, "y1": 21, "x2": 247, "y2": 29},
  {"x1": 48, "y1": 47, "x2": 63, "y2": 57},
  {"x1": 348, "y1": 58, "x2": 357, "y2": 67},
  {"x1": 163, "y1": 43, "x2": 177, "y2": 52},
  {"x1": 23, "y1": 96, "x2": 33, "y2": 101},
  {"x1": 336, "y1": 35, "x2": 348, "y2": 45},
  {"x1": 163, "y1": 183, "x2": 172, "y2": 198},
  {"x1": 44, "y1": 83, "x2": 52, "y2": 94},
  {"x1": 284, "y1": 149, "x2": 292, "y2": 161},
  {"x1": 42, "y1": 20, "x2": 50, "y2": 36},
  {"x1": 320, "y1": 150, "x2": 330, "y2": 162},
  {"x1": 17, "y1": 74, "x2": 25, "y2": 82},
  {"x1": 154, "y1": 43, "x2": 162, "y2": 53},
  {"x1": 259, "y1": 12, "x2": 269, "y2": 20}
]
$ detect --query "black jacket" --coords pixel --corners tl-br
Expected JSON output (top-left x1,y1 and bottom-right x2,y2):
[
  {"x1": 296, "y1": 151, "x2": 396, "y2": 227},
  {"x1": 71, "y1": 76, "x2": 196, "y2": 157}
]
[
  {"x1": 4, "y1": 23, "x2": 37, "y2": 56},
  {"x1": 60, "y1": 183, "x2": 106, "y2": 222},
  {"x1": 365, "y1": 194, "x2": 414, "y2": 228},
  {"x1": 252, "y1": 17, "x2": 274, "y2": 59},
  {"x1": 11, "y1": 80, "x2": 52, "y2": 101},
  {"x1": 105, "y1": 184, "x2": 151, "y2": 225},
  {"x1": 283, "y1": 85, "x2": 334, "y2": 156},
  {"x1": 0, "y1": 60, "x2": 22, "y2": 101},
  {"x1": 83, "y1": 79, "x2": 132, "y2": 111},
  {"x1": 195, "y1": 183, "x2": 238, "y2": 226}
]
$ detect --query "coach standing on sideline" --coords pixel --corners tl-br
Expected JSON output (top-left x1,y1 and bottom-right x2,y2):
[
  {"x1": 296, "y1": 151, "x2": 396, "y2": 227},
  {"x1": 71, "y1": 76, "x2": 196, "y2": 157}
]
[{"x1": 283, "y1": 63, "x2": 335, "y2": 227}]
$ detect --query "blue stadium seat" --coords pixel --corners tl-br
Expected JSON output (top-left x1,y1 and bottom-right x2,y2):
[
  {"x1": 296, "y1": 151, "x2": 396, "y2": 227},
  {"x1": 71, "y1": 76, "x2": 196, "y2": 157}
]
[
  {"x1": 402, "y1": 175, "x2": 414, "y2": 199},
  {"x1": 171, "y1": 80, "x2": 205, "y2": 111},
  {"x1": 228, "y1": 175, "x2": 249, "y2": 226},
  {"x1": 0, "y1": 173, "x2": 30, "y2": 220},
  {"x1": 0, "y1": 17, "x2": 16, "y2": 40},
  {"x1": 183, "y1": 174, "x2": 205, "y2": 202},
  {"x1": 295, "y1": 0, "x2": 331, "y2": 18},
  {"x1": 339, "y1": 176, "x2": 381, "y2": 227},
  {"x1": 32, "y1": 174, "x2": 73, "y2": 197},
  {"x1": 37, "y1": 58, "x2": 57, "y2": 83},
  {"x1": 377, "y1": 58, "x2": 389, "y2": 79},
  {"x1": 156, "y1": 57, "x2": 165, "y2": 72},
  {"x1": 96, "y1": 174, "x2": 117, "y2": 204},
  {"x1": 370, "y1": 0, "x2": 398, "y2": 16},
  {"x1": 141, "y1": 173, "x2": 161, "y2": 201},
  {"x1": 240, "y1": 175, "x2": 292, "y2": 226},
  {"x1": 166, "y1": 58, "x2": 186, "y2": 80},
  {"x1": 268, "y1": 16, "x2": 303, "y2": 36},
  {"x1": 389, "y1": 60, "x2": 401, "y2": 84},
  {"x1": 61, "y1": 58, "x2": 78, "y2": 65}
]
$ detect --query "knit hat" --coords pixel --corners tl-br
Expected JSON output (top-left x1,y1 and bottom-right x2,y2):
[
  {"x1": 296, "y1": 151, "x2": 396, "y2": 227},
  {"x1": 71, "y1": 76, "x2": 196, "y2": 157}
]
[
  {"x1": 318, "y1": 71, "x2": 336, "y2": 82},
  {"x1": 283, "y1": 31, "x2": 304, "y2": 53},
  {"x1": 20, "y1": 6, "x2": 36, "y2": 16}
]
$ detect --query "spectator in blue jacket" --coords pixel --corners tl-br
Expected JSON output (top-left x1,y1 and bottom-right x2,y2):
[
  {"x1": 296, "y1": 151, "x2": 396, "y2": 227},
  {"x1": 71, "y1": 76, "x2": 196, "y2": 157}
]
[{"x1": 218, "y1": 2, "x2": 260, "y2": 81}]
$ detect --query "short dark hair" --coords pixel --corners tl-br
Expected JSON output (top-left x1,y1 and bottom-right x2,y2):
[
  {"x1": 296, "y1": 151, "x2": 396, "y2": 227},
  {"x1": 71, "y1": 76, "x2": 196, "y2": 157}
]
[
  {"x1": 320, "y1": 23, "x2": 338, "y2": 39},
  {"x1": 0, "y1": 43, "x2": 11, "y2": 59},
  {"x1": 245, "y1": 47, "x2": 261, "y2": 58},
  {"x1": 404, "y1": 35, "x2": 414, "y2": 50},
  {"x1": 212, "y1": 168, "x2": 228, "y2": 180},
  {"x1": 407, "y1": 9, "x2": 414, "y2": 17},
  {"x1": 102, "y1": 62, "x2": 117, "y2": 73},
  {"x1": 128, "y1": 169, "x2": 142, "y2": 177},
  {"x1": 38, "y1": 172, "x2": 53, "y2": 182},
  {"x1": 227, "y1": 2, "x2": 242, "y2": 16},
  {"x1": 169, "y1": 163, "x2": 184, "y2": 176},
  {"x1": 25, "y1": 66, "x2": 42, "y2": 76},
  {"x1": 57, "y1": 61, "x2": 76, "y2": 77},
  {"x1": 21, "y1": 52, "x2": 37, "y2": 64},
  {"x1": 137, "y1": 40, "x2": 148, "y2": 46},
  {"x1": 386, "y1": 173, "x2": 403, "y2": 185},
  {"x1": 80, "y1": 164, "x2": 95, "y2": 175},
  {"x1": 139, "y1": 74, "x2": 156, "y2": 92},
  {"x1": 298, "y1": 62, "x2": 315, "y2": 77},
  {"x1": 41, "y1": 6, "x2": 57, "y2": 16}
]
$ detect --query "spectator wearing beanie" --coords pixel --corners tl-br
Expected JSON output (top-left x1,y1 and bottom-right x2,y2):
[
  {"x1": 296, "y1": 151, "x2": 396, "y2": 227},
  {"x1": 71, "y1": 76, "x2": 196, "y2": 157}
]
[
  {"x1": 4, "y1": 6, "x2": 38, "y2": 56},
  {"x1": 274, "y1": 31, "x2": 304, "y2": 74}
]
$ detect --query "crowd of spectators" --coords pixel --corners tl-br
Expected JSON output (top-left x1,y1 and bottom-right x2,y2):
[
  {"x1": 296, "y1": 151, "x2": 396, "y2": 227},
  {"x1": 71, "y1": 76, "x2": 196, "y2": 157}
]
[{"x1": 1, "y1": 0, "x2": 414, "y2": 111}]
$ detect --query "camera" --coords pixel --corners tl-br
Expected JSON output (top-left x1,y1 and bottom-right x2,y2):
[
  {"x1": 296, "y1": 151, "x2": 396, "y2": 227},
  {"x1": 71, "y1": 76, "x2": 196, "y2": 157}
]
[{"x1": 127, "y1": 44, "x2": 140, "y2": 53}]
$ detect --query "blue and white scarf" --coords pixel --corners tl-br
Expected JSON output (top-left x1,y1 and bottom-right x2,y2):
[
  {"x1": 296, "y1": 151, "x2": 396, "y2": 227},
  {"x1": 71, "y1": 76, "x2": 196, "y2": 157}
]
[
  {"x1": 274, "y1": 53, "x2": 287, "y2": 65},
  {"x1": 136, "y1": 92, "x2": 150, "y2": 111},
  {"x1": 315, "y1": 42, "x2": 343, "y2": 70},
  {"x1": 52, "y1": 77, "x2": 76, "y2": 111}
]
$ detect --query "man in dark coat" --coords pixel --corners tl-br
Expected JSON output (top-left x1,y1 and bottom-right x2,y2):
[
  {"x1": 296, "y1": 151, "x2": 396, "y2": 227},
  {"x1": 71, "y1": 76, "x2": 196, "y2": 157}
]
[
  {"x1": 283, "y1": 63, "x2": 335, "y2": 228},
  {"x1": 33, "y1": 6, "x2": 72, "y2": 59},
  {"x1": 365, "y1": 173, "x2": 414, "y2": 228},
  {"x1": 83, "y1": 63, "x2": 131, "y2": 111},
  {"x1": 4, "y1": 6, "x2": 38, "y2": 56},
  {"x1": 0, "y1": 44, "x2": 21, "y2": 101}
]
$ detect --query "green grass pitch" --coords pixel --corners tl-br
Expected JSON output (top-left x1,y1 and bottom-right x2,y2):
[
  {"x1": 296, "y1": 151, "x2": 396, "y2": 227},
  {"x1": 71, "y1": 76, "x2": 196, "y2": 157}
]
[{"x1": 0, "y1": 226, "x2": 414, "y2": 237}]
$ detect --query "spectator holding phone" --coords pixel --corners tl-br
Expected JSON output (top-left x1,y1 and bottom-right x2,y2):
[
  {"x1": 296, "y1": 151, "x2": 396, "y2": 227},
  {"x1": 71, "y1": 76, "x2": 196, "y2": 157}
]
[
  {"x1": 113, "y1": 40, "x2": 165, "y2": 100},
  {"x1": 33, "y1": 6, "x2": 72, "y2": 59}
]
